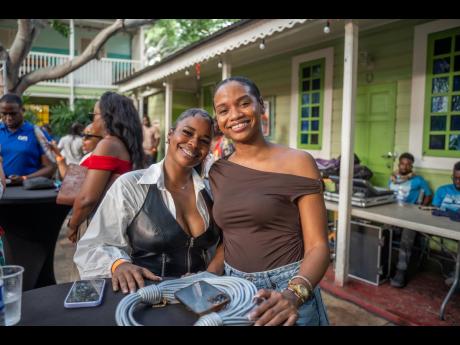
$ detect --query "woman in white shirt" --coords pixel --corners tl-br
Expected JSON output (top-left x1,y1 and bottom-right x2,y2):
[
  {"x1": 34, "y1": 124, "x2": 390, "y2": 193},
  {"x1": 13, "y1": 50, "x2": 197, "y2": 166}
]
[{"x1": 74, "y1": 109, "x2": 220, "y2": 294}]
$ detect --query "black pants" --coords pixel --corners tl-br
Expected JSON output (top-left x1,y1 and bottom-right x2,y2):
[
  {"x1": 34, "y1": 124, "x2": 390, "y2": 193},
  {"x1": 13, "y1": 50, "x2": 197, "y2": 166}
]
[{"x1": 396, "y1": 228, "x2": 417, "y2": 271}]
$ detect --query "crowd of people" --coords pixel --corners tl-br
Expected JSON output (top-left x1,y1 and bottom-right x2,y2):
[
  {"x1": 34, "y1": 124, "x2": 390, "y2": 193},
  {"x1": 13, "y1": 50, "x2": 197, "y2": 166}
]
[{"x1": 1, "y1": 75, "x2": 460, "y2": 326}]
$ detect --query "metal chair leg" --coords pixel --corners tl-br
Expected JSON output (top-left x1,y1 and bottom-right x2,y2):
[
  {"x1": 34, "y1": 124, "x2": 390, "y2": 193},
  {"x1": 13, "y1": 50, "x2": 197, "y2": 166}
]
[{"x1": 440, "y1": 244, "x2": 460, "y2": 320}]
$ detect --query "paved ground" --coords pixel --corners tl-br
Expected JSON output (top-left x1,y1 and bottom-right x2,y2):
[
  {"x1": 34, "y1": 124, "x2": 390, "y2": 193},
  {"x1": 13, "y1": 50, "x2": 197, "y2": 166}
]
[{"x1": 53, "y1": 217, "x2": 392, "y2": 326}]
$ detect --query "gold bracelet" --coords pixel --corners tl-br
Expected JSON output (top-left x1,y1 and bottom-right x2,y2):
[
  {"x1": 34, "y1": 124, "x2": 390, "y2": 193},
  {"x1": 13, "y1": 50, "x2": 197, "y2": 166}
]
[
  {"x1": 289, "y1": 275, "x2": 313, "y2": 292},
  {"x1": 286, "y1": 286, "x2": 305, "y2": 304}
]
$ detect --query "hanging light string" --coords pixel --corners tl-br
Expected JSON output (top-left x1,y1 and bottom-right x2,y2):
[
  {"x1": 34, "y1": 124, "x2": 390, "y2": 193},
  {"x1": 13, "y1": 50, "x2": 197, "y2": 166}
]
[
  {"x1": 324, "y1": 19, "x2": 331, "y2": 34},
  {"x1": 115, "y1": 271, "x2": 259, "y2": 326}
]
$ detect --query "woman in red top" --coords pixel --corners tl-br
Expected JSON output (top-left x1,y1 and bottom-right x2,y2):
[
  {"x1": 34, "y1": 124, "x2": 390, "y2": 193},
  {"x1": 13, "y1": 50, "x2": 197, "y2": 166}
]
[{"x1": 67, "y1": 92, "x2": 144, "y2": 243}]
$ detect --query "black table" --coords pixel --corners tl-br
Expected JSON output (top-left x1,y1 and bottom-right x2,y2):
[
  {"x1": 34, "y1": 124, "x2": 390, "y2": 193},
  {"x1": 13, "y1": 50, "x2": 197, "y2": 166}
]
[
  {"x1": 17, "y1": 279, "x2": 198, "y2": 326},
  {"x1": 0, "y1": 186, "x2": 71, "y2": 290}
]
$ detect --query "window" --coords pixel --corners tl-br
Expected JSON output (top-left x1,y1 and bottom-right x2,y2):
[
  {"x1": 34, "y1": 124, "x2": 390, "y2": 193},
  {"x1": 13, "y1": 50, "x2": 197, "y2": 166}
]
[
  {"x1": 298, "y1": 58, "x2": 324, "y2": 149},
  {"x1": 423, "y1": 27, "x2": 460, "y2": 157}
]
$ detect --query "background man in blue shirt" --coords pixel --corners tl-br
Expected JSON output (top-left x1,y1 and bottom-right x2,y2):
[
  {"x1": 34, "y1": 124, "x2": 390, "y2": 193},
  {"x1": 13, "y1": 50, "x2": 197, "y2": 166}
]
[
  {"x1": 433, "y1": 161, "x2": 460, "y2": 213},
  {"x1": 0, "y1": 94, "x2": 56, "y2": 185},
  {"x1": 388, "y1": 152, "x2": 433, "y2": 288}
]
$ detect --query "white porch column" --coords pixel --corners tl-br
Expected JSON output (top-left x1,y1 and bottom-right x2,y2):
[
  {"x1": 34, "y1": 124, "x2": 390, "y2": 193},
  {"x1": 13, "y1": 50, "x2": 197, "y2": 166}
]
[
  {"x1": 1, "y1": 59, "x2": 7, "y2": 95},
  {"x1": 164, "y1": 81, "x2": 173, "y2": 148},
  {"x1": 139, "y1": 26, "x2": 146, "y2": 69},
  {"x1": 138, "y1": 94, "x2": 144, "y2": 121},
  {"x1": 222, "y1": 56, "x2": 231, "y2": 80},
  {"x1": 69, "y1": 19, "x2": 75, "y2": 111},
  {"x1": 334, "y1": 21, "x2": 359, "y2": 287}
]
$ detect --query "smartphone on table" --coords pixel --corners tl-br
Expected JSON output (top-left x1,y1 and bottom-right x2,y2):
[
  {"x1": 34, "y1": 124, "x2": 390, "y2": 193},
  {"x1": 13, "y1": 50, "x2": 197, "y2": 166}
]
[
  {"x1": 64, "y1": 279, "x2": 106, "y2": 308},
  {"x1": 174, "y1": 280, "x2": 230, "y2": 316}
]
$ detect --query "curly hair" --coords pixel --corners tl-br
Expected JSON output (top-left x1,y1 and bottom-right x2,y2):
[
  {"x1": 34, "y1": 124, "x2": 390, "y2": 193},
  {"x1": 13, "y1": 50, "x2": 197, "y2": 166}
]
[
  {"x1": 399, "y1": 152, "x2": 415, "y2": 163},
  {"x1": 454, "y1": 161, "x2": 460, "y2": 172},
  {"x1": 99, "y1": 92, "x2": 144, "y2": 169}
]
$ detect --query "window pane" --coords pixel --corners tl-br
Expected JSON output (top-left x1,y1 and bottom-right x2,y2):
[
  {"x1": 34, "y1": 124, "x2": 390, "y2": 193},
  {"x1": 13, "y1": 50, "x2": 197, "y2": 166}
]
[
  {"x1": 301, "y1": 120, "x2": 309, "y2": 131},
  {"x1": 311, "y1": 134, "x2": 319, "y2": 145},
  {"x1": 433, "y1": 58, "x2": 450, "y2": 74},
  {"x1": 311, "y1": 120, "x2": 319, "y2": 131},
  {"x1": 312, "y1": 79, "x2": 321, "y2": 90},
  {"x1": 451, "y1": 115, "x2": 460, "y2": 130},
  {"x1": 302, "y1": 67, "x2": 311, "y2": 79},
  {"x1": 456, "y1": 35, "x2": 460, "y2": 52},
  {"x1": 454, "y1": 76, "x2": 460, "y2": 92},
  {"x1": 312, "y1": 65, "x2": 321, "y2": 78},
  {"x1": 312, "y1": 106, "x2": 320, "y2": 117},
  {"x1": 449, "y1": 134, "x2": 460, "y2": 151},
  {"x1": 302, "y1": 93, "x2": 310, "y2": 105},
  {"x1": 312, "y1": 92, "x2": 320, "y2": 104},
  {"x1": 432, "y1": 77, "x2": 449, "y2": 93},
  {"x1": 431, "y1": 96, "x2": 448, "y2": 112},
  {"x1": 434, "y1": 37, "x2": 452, "y2": 56},
  {"x1": 452, "y1": 95, "x2": 460, "y2": 112},
  {"x1": 301, "y1": 107, "x2": 310, "y2": 118},
  {"x1": 301, "y1": 133, "x2": 309, "y2": 144},
  {"x1": 455, "y1": 55, "x2": 460, "y2": 72},
  {"x1": 430, "y1": 115, "x2": 446, "y2": 131},
  {"x1": 429, "y1": 134, "x2": 445, "y2": 150},
  {"x1": 302, "y1": 80, "x2": 310, "y2": 92}
]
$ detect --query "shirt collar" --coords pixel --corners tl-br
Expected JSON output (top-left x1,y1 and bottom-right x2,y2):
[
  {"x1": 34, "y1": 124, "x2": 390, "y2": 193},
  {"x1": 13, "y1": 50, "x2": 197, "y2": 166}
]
[
  {"x1": 0, "y1": 121, "x2": 30, "y2": 134},
  {"x1": 137, "y1": 158, "x2": 205, "y2": 192}
]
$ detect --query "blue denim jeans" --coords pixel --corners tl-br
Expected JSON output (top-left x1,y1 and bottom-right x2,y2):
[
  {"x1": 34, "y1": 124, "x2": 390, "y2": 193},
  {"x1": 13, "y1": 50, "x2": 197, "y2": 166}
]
[{"x1": 224, "y1": 261, "x2": 329, "y2": 326}]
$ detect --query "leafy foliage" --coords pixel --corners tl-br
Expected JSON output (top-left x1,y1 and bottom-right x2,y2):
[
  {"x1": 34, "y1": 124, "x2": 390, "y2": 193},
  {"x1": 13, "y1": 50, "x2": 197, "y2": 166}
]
[
  {"x1": 50, "y1": 20, "x2": 70, "y2": 38},
  {"x1": 50, "y1": 99, "x2": 95, "y2": 137},
  {"x1": 21, "y1": 95, "x2": 39, "y2": 124},
  {"x1": 145, "y1": 19, "x2": 240, "y2": 64}
]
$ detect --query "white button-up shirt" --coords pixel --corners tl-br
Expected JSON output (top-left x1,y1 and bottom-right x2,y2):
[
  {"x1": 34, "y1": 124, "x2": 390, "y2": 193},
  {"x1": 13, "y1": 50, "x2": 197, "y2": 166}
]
[{"x1": 74, "y1": 159, "x2": 210, "y2": 279}]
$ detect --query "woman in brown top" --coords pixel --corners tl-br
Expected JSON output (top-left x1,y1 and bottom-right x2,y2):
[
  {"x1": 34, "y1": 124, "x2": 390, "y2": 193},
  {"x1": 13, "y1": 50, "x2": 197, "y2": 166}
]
[{"x1": 207, "y1": 76, "x2": 330, "y2": 326}]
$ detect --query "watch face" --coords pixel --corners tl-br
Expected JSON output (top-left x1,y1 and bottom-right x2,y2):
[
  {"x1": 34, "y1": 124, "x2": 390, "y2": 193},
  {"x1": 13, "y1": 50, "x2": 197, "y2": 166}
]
[{"x1": 289, "y1": 283, "x2": 310, "y2": 302}]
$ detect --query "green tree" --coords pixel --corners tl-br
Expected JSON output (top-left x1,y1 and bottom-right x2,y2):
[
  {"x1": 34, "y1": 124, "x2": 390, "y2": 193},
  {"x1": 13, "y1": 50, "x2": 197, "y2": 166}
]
[
  {"x1": 145, "y1": 19, "x2": 240, "y2": 64},
  {"x1": 50, "y1": 99, "x2": 95, "y2": 137}
]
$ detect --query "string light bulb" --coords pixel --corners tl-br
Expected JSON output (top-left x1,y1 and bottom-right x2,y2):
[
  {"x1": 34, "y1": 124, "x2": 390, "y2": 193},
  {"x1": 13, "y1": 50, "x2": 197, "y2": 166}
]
[
  {"x1": 217, "y1": 60, "x2": 223, "y2": 69},
  {"x1": 162, "y1": 82, "x2": 166, "y2": 87},
  {"x1": 259, "y1": 39, "x2": 265, "y2": 50},
  {"x1": 185, "y1": 69, "x2": 190, "y2": 76},
  {"x1": 323, "y1": 20, "x2": 331, "y2": 34}
]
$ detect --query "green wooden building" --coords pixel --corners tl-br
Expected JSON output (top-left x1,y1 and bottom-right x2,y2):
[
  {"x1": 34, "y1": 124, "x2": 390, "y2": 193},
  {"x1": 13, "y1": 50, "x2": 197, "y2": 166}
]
[{"x1": 118, "y1": 19, "x2": 460, "y2": 192}]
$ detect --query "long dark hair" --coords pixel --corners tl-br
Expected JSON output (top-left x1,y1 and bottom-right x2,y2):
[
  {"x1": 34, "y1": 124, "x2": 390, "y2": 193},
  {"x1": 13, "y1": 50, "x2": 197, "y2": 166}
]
[{"x1": 99, "y1": 92, "x2": 144, "y2": 169}]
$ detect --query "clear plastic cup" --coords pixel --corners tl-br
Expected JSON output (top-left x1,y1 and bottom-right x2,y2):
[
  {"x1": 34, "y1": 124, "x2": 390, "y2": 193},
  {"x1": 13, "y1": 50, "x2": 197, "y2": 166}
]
[{"x1": 1, "y1": 265, "x2": 24, "y2": 326}]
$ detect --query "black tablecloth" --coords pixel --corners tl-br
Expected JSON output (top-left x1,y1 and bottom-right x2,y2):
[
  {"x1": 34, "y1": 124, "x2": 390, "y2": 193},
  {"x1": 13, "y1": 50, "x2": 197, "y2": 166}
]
[
  {"x1": 0, "y1": 185, "x2": 59, "y2": 204},
  {"x1": 0, "y1": 186, "x2": 71, "y2": 290},
  {"x1": 18, "y1": 279, "x2": 198, "y2": 326}
]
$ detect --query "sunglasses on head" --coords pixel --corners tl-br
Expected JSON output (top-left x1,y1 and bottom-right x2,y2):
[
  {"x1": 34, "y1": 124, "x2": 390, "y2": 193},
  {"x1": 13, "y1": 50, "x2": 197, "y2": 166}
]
[
  {"x1": 88, "y1": 112, "x2": 102, "y2": 120},
  {"x1": 81, "y1": 133, "x2": 103, "y2": 140}
]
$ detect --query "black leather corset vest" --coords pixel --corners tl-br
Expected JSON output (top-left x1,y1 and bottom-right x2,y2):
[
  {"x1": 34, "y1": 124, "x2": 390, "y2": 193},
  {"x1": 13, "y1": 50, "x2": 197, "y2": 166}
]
[{"x1": 126, "y1": 184, "x2": 220, "y2": 277}]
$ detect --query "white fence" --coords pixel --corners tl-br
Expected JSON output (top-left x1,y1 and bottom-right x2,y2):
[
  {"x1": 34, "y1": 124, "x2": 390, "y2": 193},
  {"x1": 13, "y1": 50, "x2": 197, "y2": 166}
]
[{"x1": 19, "y1": 52, "x2": 141, "y2": 88}]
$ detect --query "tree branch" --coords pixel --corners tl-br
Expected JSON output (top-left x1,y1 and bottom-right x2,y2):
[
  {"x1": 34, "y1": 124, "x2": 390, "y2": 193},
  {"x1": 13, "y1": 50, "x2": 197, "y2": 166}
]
[
  {"x1": 7, "y1": 19, "x2": 46, "y2": 89},
  {"x1": 14, "y1": 19, "x2": 155, "y2": 95}
]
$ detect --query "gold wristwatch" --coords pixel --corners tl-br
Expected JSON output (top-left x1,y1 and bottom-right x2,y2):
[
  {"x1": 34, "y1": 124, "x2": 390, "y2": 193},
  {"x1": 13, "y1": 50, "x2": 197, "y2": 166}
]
[{"x1": 287, "y1": 282, "x2": 311, "y2": 305}]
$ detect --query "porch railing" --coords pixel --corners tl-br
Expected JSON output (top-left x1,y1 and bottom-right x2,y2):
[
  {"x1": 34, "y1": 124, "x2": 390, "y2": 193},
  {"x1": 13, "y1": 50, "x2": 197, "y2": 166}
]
[{"x1": 19, "y1": 51, "x2": 141, "y2": 88}]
